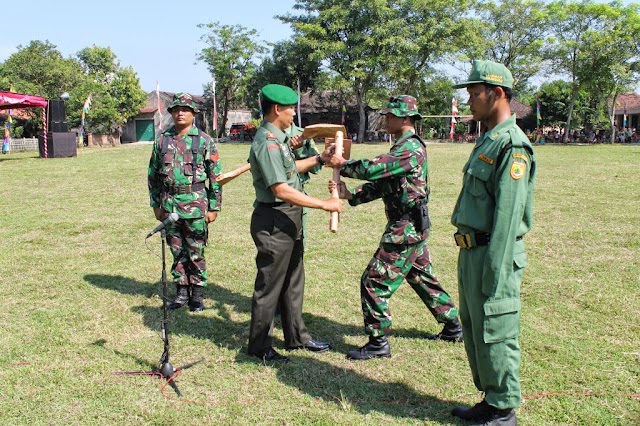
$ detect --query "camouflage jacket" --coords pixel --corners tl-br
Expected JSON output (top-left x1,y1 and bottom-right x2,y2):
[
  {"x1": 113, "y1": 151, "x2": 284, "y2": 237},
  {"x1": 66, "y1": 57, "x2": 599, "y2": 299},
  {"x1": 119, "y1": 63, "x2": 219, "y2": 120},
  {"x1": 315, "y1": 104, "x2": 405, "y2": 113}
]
[
  {"x1": 340, "y1": 130, "x2": 429, "y2": 244},
  {"x1": 148, "y1": 125, "x2": 222, "y2": 219}
]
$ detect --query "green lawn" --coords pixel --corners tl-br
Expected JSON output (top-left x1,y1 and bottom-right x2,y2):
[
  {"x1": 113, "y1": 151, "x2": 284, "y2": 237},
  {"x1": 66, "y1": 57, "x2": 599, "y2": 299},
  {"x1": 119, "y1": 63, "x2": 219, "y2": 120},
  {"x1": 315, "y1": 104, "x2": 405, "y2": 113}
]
[{"x1": 0, "y1": 142, "x2": 638, "y2": 425}]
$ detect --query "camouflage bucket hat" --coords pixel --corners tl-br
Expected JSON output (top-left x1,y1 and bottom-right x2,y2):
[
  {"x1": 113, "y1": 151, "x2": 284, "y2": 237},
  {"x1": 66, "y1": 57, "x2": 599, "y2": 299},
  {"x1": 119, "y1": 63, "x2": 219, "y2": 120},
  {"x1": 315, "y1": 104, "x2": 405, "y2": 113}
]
[
  {"x1": 379, "y1": 95, "x2": 422, "y2": 119},
  {"x1": 167, "y1": 92, "x2": 199, "y2": 113}
]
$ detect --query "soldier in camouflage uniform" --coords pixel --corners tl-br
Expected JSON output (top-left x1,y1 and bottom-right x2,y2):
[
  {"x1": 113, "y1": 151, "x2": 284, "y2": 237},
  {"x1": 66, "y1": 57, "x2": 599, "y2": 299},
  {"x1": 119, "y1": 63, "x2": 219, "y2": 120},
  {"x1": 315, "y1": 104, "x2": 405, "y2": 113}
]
[
  {"x1": 327, "y1": 95, "x2": 462, "y2": 360},
  {"x1": 148, "y1": 92, "x2": 222, "y2": 312}
]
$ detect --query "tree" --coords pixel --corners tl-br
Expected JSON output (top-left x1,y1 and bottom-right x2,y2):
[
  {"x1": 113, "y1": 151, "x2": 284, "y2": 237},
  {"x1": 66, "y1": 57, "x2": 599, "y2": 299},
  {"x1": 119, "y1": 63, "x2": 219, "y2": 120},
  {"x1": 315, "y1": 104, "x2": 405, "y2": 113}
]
[
  {"x1": 197, "y1": 22, "x2": 267, "y2": 137},
  {"x1": 280, "y1": 0, "x2": 474, "y2": 142},
  {"x1": 547, "y1": 0, "x2": 640, "y2": 142},
  {"x1": 67, "y1": 46, "x2": 146, "y2": 133},
  {"x1": 279, "y1": 0, "x2": 408, "y2": 142},
  {"x1": 464, "y1": 0, "x2": 551, "y2": 93},
  {"x1": 0, "y1": 40, "x2": 84, "y2": 99}
]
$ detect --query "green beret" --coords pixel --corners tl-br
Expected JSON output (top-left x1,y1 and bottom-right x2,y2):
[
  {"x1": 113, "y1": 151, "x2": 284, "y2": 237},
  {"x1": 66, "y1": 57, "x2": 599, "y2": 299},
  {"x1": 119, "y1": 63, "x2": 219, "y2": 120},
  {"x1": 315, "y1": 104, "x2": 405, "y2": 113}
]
[
  {"x1": 260, "y1": 84, "x2": 298, "y2": 106},
  {"x1": 453, "y1": 60, "x2": 514, "y2": 89}
]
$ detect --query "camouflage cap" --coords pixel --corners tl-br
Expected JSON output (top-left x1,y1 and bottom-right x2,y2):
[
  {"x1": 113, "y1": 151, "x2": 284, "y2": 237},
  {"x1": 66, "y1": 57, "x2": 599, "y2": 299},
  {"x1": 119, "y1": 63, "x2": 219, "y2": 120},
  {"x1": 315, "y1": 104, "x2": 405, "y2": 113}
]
[
  {"x1": 452, "y1": 60, "x2": 514, "y2": 89},
  {"x1": 379, "y1": 95, "x2": 422, "y2": 119},
  {"x1": 260, "y1": 84, "x2": 298, "y2": 106},
  {"x1": 167, "y1": 92, "x2": 199, "y2": 113}
]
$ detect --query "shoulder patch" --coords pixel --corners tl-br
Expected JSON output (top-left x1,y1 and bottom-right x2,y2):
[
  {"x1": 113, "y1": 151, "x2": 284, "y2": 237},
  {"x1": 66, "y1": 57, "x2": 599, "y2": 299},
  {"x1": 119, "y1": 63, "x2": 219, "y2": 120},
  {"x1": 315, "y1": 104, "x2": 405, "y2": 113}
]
[
  {"x1": 479, "y1": 153, "x2": 494, "y2": 165},
  {"x1": 510, "y1": 160, "x2": 526, "y2": 180},
  {"x1": 513, "y1": 152, "x2": 529, "y2": 162},
  {"x1": 266, "y1": 132, "x2": 277, "y2": 140},
  {"x1": 210, "y1": 153, "x2": 219, "y2": 162}
]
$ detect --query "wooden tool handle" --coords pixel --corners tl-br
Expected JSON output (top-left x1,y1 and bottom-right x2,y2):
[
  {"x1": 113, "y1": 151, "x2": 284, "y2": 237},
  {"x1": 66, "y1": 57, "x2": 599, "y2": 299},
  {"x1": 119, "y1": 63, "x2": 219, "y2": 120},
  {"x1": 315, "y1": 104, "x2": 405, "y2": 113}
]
[
  {"x1": 216, "y1": 163, "x2": 251, "y2": 185},
  {"x1": 330, "y1": 131, "x2": 343, "y2": 233}
]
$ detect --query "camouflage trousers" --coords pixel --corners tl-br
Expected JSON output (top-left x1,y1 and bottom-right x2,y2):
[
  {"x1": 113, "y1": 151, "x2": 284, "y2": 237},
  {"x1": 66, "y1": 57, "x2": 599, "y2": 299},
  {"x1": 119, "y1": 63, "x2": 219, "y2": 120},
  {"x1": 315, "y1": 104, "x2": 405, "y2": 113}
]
[
  {"x1": 165, "y1": 217, "x2": 208, "y2": 287},
  {"x1": 361, "y1": 239, "x2": 458, "y2": 337}
]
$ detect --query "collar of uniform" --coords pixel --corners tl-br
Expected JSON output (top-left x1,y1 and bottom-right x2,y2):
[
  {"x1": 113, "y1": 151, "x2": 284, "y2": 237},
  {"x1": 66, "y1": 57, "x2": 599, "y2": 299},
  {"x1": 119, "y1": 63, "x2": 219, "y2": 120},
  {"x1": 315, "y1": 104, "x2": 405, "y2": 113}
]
[
  {"x1": 164, "y1": 125, "x2": 198, "y2": 137},
  {"x1": 262, "y1": 121, "x2": 287, "y2": 143},
  {"x1": 483, "y1": 114, "x2": 517, "y2": 141},
  {"x1": 392, "y1": 129, "x2": 416, "y2": 147},
  {"x1": 285, "y1": 124, "x2": 304, "y2": 137}
]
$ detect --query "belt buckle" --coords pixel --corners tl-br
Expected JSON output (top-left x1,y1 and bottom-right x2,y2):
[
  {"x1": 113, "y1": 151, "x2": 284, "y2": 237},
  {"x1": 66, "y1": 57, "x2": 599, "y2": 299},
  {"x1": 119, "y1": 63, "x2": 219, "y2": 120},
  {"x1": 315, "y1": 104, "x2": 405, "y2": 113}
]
[{"x1": 454, "y1": 233, "x2": 469, "y2": 249}]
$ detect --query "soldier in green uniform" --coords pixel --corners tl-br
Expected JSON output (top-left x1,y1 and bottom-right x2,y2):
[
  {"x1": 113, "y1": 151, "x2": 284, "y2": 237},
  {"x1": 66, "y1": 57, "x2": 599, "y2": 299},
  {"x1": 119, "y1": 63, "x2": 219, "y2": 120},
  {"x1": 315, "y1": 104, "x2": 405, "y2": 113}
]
[
  {"x1": 148, "y1": 93, "x2": 222, "y2": 312},
  {"x1": 450, "y1": 61, "x2": 536, "y2": 426},
  {"x1": 247, "y1": 84, "x2": 342, "y2": 363},
  {"x1": 327, "y1": 95, "x2": 462, "y2": 361}
]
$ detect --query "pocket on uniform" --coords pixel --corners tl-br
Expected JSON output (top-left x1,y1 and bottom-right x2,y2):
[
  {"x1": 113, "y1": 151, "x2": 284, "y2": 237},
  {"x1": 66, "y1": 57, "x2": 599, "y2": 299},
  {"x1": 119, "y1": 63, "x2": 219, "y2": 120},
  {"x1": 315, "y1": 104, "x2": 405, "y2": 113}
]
[
  {"x1": 483, "y1": 297, "x2": 520, "y2": 343},
  {"x1": 465, "y1": 162, "x2": 492, "y2": 197},
  {"x1": 514, "y1": 249, "x2": 528, "y2": 269},
  {"x1": 183, "y1": 163, "x2": 194, "y2": 176}
]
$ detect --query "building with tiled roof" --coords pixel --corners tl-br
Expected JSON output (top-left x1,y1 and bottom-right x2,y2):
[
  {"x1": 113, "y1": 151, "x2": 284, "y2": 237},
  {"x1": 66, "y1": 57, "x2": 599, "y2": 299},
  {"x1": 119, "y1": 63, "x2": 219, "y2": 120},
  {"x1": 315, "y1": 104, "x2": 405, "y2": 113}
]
[{"x1": 613, "y1": 93, "x2": 640, "y2": 130}]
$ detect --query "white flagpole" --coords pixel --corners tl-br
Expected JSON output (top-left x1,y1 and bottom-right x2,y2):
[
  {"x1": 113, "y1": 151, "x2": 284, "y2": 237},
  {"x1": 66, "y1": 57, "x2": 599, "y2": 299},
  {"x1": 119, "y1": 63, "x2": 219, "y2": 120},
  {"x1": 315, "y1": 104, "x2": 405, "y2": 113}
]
[{"x1": 297, "y1": 77, "x2": 302, "y2": 128}]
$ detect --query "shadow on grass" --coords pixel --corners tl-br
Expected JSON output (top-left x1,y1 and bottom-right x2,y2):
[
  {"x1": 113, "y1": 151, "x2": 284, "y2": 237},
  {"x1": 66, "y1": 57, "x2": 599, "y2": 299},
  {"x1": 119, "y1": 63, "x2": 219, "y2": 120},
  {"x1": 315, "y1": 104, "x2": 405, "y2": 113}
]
[
  {"x1": 265, "y1": 355, "x2": 462, "y2": 424},
  {"x1": 84, "y1": 274, "x2": 452, "y2": 354},
  {"x1": 84, "y1": 273, "x2": 466, "y2": 423}
]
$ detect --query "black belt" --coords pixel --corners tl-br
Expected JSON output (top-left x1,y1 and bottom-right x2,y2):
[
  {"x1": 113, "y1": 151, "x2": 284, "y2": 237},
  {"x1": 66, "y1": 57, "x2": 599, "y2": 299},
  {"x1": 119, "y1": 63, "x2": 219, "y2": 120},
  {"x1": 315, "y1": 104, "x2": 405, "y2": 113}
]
[
  {"x1": 258, "y1": 201, "x2": 289, "y2": 207},
  {"x1": 165, "y1": 182, "x2": 205, "y2": 195},
  {"x1": 455, "y1": 232, "x2": 522, "y2": 249}
]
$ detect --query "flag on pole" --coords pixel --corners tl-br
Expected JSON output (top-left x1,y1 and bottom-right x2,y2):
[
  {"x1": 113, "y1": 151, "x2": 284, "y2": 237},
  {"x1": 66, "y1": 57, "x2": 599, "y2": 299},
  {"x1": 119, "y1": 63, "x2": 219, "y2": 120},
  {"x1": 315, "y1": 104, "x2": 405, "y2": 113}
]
[
  {"x1": 536, "y1": 99, "x2": 541, "y2": 128},
  {"x1": 212, "y1": 78, "x2": 218, "y2": 135},
  {"x1": 341, "y1": 100, "x2": 346, "y2": 125},
  {"x1": 450, "y1": 98, "x2": 458, "y2": 139},
  {"x1": 155, "y1": 81, "x2": 163, "y2": 135},
  {"x1": 296, "y1": 78, "x2": 302, "y2": 127},
  {"x1": 80, "y1": 94, "x2": 91, "y2": 146},
  {"x1": 623, "y1": 107, "x2": 627, "y2": 129}
]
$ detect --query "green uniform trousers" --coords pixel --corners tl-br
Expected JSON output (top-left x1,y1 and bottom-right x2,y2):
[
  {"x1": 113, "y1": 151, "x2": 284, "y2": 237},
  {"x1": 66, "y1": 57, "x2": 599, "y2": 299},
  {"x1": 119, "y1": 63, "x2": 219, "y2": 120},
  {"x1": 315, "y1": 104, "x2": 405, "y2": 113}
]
[
  {"x1": 248, "y1": 203, "x2": 311, "y2": 355},
  {"x1": 457, "y1": 240, "x2": 525, "y2": 410}
]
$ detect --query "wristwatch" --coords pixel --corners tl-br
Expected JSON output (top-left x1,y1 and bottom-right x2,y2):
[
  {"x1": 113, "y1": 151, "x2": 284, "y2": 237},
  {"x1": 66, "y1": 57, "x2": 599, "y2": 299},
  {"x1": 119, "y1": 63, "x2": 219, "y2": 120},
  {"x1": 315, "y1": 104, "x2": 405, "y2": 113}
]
[{"x1": 316, "y1": 154, "x2": 325, "y2": 166}]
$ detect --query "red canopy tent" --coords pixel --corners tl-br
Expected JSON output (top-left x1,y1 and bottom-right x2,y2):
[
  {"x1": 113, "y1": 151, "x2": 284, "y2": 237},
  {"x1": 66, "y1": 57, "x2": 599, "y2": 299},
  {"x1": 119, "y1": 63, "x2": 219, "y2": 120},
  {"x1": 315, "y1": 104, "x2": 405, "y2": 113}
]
[{"x1": 0, "y1": 91, "x2": 51, "y2": 157}]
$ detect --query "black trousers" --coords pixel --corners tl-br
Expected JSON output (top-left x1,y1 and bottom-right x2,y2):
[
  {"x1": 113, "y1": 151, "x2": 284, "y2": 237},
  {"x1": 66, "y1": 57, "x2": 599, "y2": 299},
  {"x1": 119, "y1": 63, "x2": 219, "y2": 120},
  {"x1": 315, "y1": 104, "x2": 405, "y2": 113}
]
[{"x1": 248, "y1": 203, "x2": 310, "y2": 355}]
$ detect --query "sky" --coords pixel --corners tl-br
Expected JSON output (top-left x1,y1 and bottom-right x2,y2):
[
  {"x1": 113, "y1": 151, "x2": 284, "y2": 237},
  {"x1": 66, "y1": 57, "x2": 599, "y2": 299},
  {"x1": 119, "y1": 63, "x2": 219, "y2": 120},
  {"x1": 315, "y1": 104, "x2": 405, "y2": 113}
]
[{"x1": 1, "y1": 0, "x2": 298, "y2": 95}]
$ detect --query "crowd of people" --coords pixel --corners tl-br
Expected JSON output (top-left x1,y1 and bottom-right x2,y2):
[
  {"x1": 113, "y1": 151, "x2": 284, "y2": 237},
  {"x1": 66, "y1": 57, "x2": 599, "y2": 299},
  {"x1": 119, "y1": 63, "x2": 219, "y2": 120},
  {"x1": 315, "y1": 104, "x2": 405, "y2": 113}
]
[
  {"x1": 147, "y1": 59, "x2": 536, "y2": 426},
  {"x1": 528, "y1": 127, "x2": 639, "y2": 144}
]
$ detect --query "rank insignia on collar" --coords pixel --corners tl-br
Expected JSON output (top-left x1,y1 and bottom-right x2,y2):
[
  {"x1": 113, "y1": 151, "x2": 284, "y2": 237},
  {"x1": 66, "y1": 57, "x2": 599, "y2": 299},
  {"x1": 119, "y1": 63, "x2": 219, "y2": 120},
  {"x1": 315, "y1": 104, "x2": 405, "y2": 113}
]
[
  {"x1": 479, "y1": 154, "x2": 494, "y2": 165},
  {"x1": 266, "y1": 132, "x2": 276, "y2": 140},
  {"x1": 510, "y1": 160, "x2": 526, "y2": 180}
]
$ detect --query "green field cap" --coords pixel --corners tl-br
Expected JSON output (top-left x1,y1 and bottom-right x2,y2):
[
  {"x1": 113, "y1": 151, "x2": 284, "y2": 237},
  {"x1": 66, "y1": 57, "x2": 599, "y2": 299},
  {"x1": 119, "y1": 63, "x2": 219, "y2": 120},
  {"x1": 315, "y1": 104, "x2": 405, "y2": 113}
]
[
  {"x1": 260, "y1": 84, "x2": 298, "y2": 106},
  {"x1": 453, "y1": 60, "x2": 513, "y2": 89},
  {"x1": 167, "y1": 92, "x2": 199, "y2": 113},
  {"x1": 379, "y1": 95, "x2": 422, "y2": 119}
]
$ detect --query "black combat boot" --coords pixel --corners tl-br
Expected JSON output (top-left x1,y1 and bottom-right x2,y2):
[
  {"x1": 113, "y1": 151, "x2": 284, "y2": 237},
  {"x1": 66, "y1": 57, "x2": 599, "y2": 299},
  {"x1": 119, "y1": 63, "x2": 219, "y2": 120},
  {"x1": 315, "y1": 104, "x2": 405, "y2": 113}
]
[
  {"x1": 346, "y1": 335, "x2": 391, "y2": 360},
  {"x1": 429, "y1": 317, "x2": 463, "y2": 342},
  {"x1": 168, "y1": 285, "x2": 189, "y2": 310},
  {"x1": 189, "y1": 285, "x2": 206, "y2": 312},
  {"x1": 452, "y1": 399, "x2": 517, "y2": 425}
]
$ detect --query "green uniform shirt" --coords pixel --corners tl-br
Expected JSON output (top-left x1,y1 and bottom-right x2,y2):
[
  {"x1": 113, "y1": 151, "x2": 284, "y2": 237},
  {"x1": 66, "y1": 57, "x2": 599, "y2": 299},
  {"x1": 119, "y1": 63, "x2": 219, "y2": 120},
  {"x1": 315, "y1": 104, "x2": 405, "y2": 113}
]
[
  {"x1": 249, "y1": 121, "x2": 303, "y2": 205},
  {"x1": 451, "y1": 114, "x2": 536, "y2": 292}
]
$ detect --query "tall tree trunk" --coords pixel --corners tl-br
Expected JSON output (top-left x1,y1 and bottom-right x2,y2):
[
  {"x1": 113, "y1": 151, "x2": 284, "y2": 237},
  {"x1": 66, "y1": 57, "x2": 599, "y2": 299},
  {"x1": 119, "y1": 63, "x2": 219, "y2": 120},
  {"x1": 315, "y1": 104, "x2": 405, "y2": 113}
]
[
  {"x1": 356, "y1": 86, "x2": 366, "y2": 144},
  {"x1": 563, "y1": 82, "x2": 579, "y2": 143},
  {"x1": 609, "y1": 91, "x2": 618, "y2": 144}
]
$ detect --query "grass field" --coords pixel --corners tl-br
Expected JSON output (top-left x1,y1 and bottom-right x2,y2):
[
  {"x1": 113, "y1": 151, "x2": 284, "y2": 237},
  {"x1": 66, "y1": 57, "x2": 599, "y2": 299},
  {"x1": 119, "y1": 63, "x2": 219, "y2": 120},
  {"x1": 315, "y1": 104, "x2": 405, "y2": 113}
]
[{"x1": 0, "y1": 141, "x2": 638, "y2": 425}]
